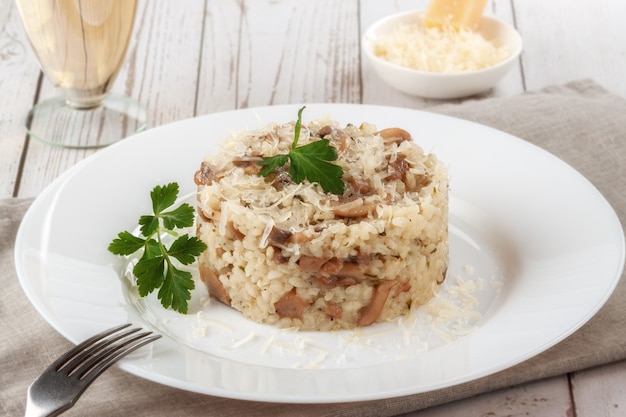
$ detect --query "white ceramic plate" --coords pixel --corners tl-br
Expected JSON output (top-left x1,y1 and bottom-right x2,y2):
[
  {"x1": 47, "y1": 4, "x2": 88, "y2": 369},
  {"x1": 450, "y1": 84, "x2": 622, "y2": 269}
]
[{"x1": 15, "y1": 104, "x2": 624, "y2": 403}]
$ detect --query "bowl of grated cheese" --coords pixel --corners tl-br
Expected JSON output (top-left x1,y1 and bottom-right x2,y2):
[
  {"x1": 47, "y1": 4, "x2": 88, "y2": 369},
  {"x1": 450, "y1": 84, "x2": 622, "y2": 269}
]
[{"x1": 363, "y1": 10, "x2": 522, "y2": 99}]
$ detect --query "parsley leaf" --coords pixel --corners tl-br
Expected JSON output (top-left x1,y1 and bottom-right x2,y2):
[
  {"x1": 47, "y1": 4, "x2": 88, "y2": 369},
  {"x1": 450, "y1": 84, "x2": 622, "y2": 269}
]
[
  {"x1": 107, "y1": 231, "x2": 146, "y2": 255},
  {"x1": 159, "y1": 266, "x2": 195, "y2": 314},
  {"x1": 289, "y1": 140, "x2": 344, "y2": 194},
  {"x1": 108, "y1": 183, "x2": 207, "y2": 314},
  {"x1": 168, "y1": 235, "x2": 208, "y2": 265},
  {"x1": 259, "y1": 154, "x2": 289, "y2": 177},
  {"x1": 259, "y1": 106, "x2": 345, "y2": 194}
]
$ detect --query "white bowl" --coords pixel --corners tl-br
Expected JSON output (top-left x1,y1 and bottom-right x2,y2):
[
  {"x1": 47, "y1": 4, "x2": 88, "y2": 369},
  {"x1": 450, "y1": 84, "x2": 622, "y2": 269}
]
[{"x1": 362, "y1": 10, "x2": 523, "y2": 99}]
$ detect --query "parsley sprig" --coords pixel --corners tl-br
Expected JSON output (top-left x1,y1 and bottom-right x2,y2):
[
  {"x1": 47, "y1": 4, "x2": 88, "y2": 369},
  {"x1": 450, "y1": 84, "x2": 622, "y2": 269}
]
[
  {"x1": 259, "y1": 106, "x2": 345, "y2": 194},
  {"x1": 108, "y1": 183, "x2": 207, "y2": 314}
]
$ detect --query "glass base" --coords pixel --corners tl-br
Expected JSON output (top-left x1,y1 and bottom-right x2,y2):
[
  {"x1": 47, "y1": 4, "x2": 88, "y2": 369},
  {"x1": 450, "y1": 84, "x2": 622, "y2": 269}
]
[{"x1": 25, "y1": 94, "x2": 148, "y2": 149}]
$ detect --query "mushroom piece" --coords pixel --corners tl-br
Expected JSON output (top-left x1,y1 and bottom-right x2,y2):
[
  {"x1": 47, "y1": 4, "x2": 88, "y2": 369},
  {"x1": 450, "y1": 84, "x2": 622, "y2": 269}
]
[
  {"x1": 346, "y1": 176, "x2": 372, "y2": 195},
  {"x1": 386, "y1": 154, "x2": 409, "y2": 182},
  {"x1": 312, "y1": 275, "x2": 360, "y2": 289},
  {"x1": 274, "y1": 288, "x2": 309, "y2": 320},
  {"x1": 268, "y1": 226, "x2": 292, "y2": 246},
  {"x1": 268, "y1": 167, "x2": 292, "y2": 190},
  {"x1": 232, "y1": 155, "x2": 262, "y2": 167},
  {"x1": 330, "y1": 197, "x2": 375, "y2": 218},
  {"x1": 377, "y1": 127, "x2": 412, "y2": 144},
  {"x1": 199, "y1": 263, "x2": 231, "y2": 306},
  {"x1": 298, "y1": 256, "x2": 371, "y2": 279},
  {"x1": 194, "y1": 162, "x2": 217, "y2": 185},
  {"x1": 318, "y1": 125, "x2": 350, "y2": 151},
  {"x1": 297, "y1": 255, "x2": 333, "y2": 274},
  {"x1": 357, "y1": 279, "x2": 410, "y2": 326},
  {"x1": 324, "y1": 303, "x2": 343, "y2": 320},
  {"x1": 299, "y1": 256, "x2": 375, "y2": 289}
]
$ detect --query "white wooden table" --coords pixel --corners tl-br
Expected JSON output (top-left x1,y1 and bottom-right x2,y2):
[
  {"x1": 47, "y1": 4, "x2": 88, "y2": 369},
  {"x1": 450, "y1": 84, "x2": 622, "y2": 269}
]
[{"x1": 1, "y1": 1, "x2": 625, "y2": 415}]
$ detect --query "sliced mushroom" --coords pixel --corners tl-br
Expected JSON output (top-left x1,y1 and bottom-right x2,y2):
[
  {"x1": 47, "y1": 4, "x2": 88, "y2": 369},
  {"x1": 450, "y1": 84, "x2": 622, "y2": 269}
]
[
  {"x1": 386, "y1": 154, "x2": 409, "y2": 182},
  {"x1": 318, "y1": 125, "x2": 350, "y2": 151},
  {"x1": 348, "y1": 251, "x2": 372, "y2": 268},
  {"x1": 197, "y1": 209, "x2": 211, "y2": 222},
  {"x1": 297, "y1": 255, "x2": 332, "y2": 274},
  {"x1": 199, "y1": 263, "x2": 231, "y2": 305},
  {"x1": 232, "y1": 155, "x2": 262, "y2": 167},
  {"x1": 194, "y1": 162, "x2": 217, "y2": 185},
  {"x1": 330, "y1": 197, "x2": 375, "y2": 218},
  {"x1": 312, "y1": 275, "x2": 360, "y2": 289},
  {"x1": 226, "y1": 221, "x2": 245, "y2": 240},
  {"x1": 318, "y1": 125, "x2": 334, "y2": 137},
  {"x1": 346, "y1": 176, "x2": 372, "y2": 195},
  {"x1": 298, "y1": 256, "x2": 362, "y2": 279},
  {"x1": 268, "y1": 227, "x2": 315, "y2": 251},
  {"x1": 319, "y1": 257, "x2": 343, "y2": 276},
  {"x1": 356, "y1": 279, "x2": 409, "y2": 327},
  {"x1": 324, "y1": 303, "x2": 343, "y2": 320},
  {"x1": 377, "y1": 127, "x2": 412, "y2": 144},
  {"x1": 335, "y1": 262, "x2": 370, "y2": 281},
  {"x1": 268, "y1": 167, "x2": 292, "y2": 190},
  {"x1": 274, "y1": 288, "x2": 308, "y2": 320},
  {"x1": 300, "y1": 255, "x2": 375, "y2": 289},
  {"x1": 271, "y1": 246, "x2": 289, "y2": 264},
  {"x1": 268, "y1": 226, "x2": 292, "y2": 246}
]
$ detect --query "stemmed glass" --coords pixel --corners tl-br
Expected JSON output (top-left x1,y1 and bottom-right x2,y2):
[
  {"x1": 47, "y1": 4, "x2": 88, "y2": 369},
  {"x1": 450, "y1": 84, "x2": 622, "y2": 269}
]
[{"x1": 16, "y1": 0, "x2": 148, "y2": 149}]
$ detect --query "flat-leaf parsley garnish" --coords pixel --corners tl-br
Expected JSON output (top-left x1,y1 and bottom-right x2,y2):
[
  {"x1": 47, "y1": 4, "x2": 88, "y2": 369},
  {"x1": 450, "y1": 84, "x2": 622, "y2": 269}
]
[
  {"x1": 108, "y1": 183, "x2": 207, "y2": 314},
  {"x1": 259, "y1": 106, "x2": 345, "y2": 194}
]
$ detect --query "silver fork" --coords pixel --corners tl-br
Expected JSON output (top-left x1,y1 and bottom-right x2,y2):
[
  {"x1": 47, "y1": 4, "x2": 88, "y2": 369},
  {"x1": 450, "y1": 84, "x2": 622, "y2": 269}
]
[{"x1": 25, "y1": 323, "x2": 161, "y2": 417}]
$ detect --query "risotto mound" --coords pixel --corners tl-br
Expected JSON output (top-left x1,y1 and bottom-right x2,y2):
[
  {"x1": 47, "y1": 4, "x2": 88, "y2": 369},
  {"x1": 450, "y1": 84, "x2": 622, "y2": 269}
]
[{"x1": 194, "y1": 114, "x2": 448, "y2": 331}]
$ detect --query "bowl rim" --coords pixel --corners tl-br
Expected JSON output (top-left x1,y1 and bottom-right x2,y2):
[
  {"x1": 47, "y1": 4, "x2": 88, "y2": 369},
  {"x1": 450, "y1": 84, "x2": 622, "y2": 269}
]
[{"x1": 362, "y1": 9, "x2": 523, "y2": 78}]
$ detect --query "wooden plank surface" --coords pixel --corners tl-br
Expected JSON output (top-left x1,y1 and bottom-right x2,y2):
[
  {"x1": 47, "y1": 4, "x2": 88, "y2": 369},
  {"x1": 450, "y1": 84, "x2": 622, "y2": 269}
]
[
  {"x1": 0, "y1": 4, "x2": 41, "y2": 198},
  {"x1": 403, "y1": 376, "x2": 573, "y2": 416},
  {"x1": 572, "y1": 360, "x2": 626, "y2": 417},
  {"x1": 195, "y1": 0, "x2": 240, "y2": 115},
  {"x1": 513, "y1": 0, "x2": 626, "y2": 97},
  {"x1": 235, "y1": 0, "x2": 361, "y2": 107}
]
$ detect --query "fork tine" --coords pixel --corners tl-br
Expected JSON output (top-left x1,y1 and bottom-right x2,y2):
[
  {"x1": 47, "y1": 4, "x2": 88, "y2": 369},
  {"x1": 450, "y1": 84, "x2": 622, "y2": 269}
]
[
  {"x1": 76, "y1": 332, "x2": 162, "y2": 381},
  {"x1": 58, "y1": 326, "x2": 142, "y2": 376},
  {"x1": 51, "y1": 323, "x2": 132, "y2": 372}
]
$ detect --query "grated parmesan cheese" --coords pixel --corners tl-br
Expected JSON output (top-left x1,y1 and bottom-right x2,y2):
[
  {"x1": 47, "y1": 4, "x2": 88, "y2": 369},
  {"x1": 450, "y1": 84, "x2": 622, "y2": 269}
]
[
  {"x1": 231, "y1": 331, "x2": 256, "y2": 349},
  {"x1": 373, "y1": 23, "x2": 510, "y2": 73}
]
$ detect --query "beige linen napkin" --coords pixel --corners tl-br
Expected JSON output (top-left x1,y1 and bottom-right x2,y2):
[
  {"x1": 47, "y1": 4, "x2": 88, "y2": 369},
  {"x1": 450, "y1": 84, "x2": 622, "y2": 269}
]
[{"x1": 1, "y1": 79, "x2": 625, "y2": 416}]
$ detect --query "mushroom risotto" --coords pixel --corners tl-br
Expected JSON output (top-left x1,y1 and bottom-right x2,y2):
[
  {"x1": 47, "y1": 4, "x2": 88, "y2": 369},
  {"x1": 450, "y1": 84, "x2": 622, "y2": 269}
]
[{"x1": 194, "y1": 113, "x2": 448, "y2": 331}]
